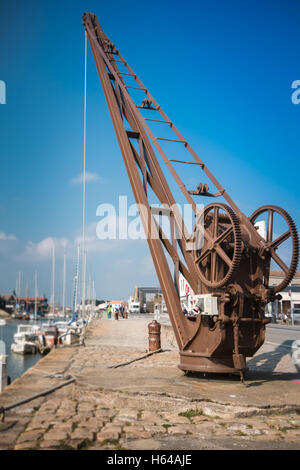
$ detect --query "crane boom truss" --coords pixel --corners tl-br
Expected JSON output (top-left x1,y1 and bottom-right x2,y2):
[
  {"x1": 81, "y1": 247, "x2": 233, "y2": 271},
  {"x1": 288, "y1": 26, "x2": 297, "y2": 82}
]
[{"x1": 83, "y1": 12, "x2": 299, "y2": 377}]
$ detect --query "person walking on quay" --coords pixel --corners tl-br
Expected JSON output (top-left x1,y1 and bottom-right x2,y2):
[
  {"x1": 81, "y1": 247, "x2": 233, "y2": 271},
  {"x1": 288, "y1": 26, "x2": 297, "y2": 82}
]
[
  {"x1": 119, "y1": 304, "x2": 124, "y2": 318},
  {"x1": 107, "y1": 304, "x2": 112, "y2": 319}
]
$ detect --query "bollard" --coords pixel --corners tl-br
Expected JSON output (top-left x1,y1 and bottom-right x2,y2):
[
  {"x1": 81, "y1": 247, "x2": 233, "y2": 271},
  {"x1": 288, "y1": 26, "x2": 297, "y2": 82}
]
[{"x1": 148, "y1": 320, "x2": 161, "y2": 352}]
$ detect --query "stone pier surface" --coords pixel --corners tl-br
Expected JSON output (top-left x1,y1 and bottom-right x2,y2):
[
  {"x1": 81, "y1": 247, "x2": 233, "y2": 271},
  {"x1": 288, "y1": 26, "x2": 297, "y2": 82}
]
[{"x1": 0, "y1": 316, "x2": 299, "y2": 450}]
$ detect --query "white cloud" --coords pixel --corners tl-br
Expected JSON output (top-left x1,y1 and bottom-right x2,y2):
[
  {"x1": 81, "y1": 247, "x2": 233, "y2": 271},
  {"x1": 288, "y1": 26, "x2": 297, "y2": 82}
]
[
  {"x1": 74, "y1": 221, "x2": 126, "y2": 254},
  {"x1": 71, "y1": 171, "x2": 101, "y2": 185},
  {"x1": 10, "y1": 221, "x2": 158, "y2": 300},
  {"x1": 0, "y1": 232, "x2": 17, "y2": 241},
  {"x1": 21, "y1": 237, "x2": 68, "y2": 261}
]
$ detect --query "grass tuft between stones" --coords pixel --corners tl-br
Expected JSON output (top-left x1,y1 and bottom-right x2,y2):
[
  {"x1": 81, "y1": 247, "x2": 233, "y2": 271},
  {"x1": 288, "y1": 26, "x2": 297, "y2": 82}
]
[{"x1": 179, "y1": 408, "x2": 203, "y2": 419}]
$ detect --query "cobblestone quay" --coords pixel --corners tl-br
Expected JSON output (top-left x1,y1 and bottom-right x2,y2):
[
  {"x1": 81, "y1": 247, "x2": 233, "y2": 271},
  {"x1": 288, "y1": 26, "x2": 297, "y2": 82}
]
[{"x1": 0, "y1": 316, "x2": 299, "y2": 450}]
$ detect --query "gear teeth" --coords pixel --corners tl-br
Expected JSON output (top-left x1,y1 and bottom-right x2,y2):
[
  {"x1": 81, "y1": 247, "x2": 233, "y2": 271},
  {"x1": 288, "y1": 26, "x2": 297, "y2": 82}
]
[
  {"x1": 250, "y1": 205, "x2": 299, "y2": 293},
  {"x1": 194, "y1": 203, "x2": 242, "y2": 289}
]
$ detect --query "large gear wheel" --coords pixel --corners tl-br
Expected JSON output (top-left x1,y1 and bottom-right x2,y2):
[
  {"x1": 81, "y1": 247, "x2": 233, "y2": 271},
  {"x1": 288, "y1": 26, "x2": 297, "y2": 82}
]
[
  {"x1": 249, "y1": 205, "x2": 299, "y2": 293},
  {"x1": 192, "y1": 203, "x2": 242, "y2": 288}
]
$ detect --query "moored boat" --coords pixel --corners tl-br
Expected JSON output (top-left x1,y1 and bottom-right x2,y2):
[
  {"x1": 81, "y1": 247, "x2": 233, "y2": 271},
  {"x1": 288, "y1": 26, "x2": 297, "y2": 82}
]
[
  {"x1": 11, "y1": 341, "x2": 36, "y2": 355},
  {"x1": 10, "y1": 324, "x2": 39, "y2": 355}
]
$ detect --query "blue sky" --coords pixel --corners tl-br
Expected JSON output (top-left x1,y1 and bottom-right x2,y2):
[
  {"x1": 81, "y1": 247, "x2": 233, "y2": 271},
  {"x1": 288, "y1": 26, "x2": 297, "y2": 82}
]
[{"x1": 0, "y1": 0, "x2": 299, "y2": 304}]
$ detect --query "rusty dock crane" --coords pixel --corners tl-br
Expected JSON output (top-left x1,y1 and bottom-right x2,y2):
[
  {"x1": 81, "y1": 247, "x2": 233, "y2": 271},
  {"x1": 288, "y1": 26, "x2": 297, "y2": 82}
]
[{"x1": 83, "y1": 13, "x2": 299, "y2": 379}]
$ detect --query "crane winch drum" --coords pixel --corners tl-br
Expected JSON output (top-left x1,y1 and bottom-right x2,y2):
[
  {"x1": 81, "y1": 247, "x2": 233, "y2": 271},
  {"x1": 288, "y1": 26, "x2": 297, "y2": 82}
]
[{"x1": 83, "y1": 12, "x2": 299, "y2": 380}]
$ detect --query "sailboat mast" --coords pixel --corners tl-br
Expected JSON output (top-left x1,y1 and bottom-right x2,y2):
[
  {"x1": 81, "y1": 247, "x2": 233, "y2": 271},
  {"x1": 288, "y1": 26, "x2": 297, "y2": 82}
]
[
  {"x1": 18, "y1": 271, "x2": 21, "y2": 310},
  {"x1": 52, "y1": 243, "x2": 55, "y2": 315},
  {"x1": 34, "y1": 271, "x2": 38, "y2": 323},
  {"x1": 81, "y1": 30, "x2": 87, "y2": 319},
  {"x1": 73, "y1": 245, "x2": 80, "y2": 314},
  {"x1": 62, "y1": 252, "x2": 66, "y2": 318}
]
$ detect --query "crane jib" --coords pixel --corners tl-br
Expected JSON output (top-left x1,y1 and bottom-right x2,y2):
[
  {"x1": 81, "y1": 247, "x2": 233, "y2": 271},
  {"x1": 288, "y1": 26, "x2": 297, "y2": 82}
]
[{"x1": 82, "y1": 12, "x2": 299, "y2": 380}]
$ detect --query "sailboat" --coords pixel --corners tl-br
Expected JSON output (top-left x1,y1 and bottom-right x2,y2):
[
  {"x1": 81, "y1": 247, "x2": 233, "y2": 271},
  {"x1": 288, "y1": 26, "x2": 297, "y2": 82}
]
[
  {"x1": 59, "y1": 247, "x2": 82, "y2": 346},
  {"x1": 11, "y1": 272, "x2": 41, "y2": 355}
]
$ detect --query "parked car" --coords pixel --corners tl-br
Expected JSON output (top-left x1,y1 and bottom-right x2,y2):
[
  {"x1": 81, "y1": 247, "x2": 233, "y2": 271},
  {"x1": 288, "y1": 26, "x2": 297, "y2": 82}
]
[
  {"x1": 292, "y1": 308, "x2": 300, "y2": 323},
  {"x1": 129, "y1": 302, "x2": 140, "y2": 314}
]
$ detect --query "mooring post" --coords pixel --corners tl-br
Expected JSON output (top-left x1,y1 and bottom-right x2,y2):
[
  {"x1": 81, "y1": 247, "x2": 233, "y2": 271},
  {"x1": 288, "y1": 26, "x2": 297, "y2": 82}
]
[{"x1": 148, "y1": 319, "x2": 161, "y2": 352}]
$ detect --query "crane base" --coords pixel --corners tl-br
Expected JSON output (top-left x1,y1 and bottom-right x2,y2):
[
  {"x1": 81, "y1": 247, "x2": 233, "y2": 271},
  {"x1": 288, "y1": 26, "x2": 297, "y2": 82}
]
[{"x1": 179, "y1": 351, "x2": 246, "y2": 374}]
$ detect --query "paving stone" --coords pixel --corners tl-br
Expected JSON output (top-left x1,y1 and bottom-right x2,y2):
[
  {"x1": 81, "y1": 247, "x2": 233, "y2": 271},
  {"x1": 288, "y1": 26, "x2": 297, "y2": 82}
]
[
  {"x1": 191, "y1": 416, "x2": 210, "y2": 424},
  {"x1": 86, "y1": 417, "x2": 105, "y2": 428},
  {"x1": 227, "y1": 424, "x2": 263, "y2": 436},
  {"x1": 75, "y1": 422, "x2": 99, "y2": 433},
  {"x1": 2, "y1": 318, "x2": 300, "y2": 451},
  {"x1": 93, "y1": 443, "x2": 117, "y2": 450},
  {"x1": 71, "y1": 428, "x2": 95, "y2": 441},
  {"x1": 266, "y1": 420, "x2": 295, "y2": 431},
  {"x1": 75, "y1": 411, "x2": 94, "y2": 419},
  {"x1": 38, "y1": 404, "x2": 59, "y2": 413},
  {"x1": 201, "y1": 404, "x2": 258, "y2": 419},
  {"x1": 78, "y1": 402, "x2": 95, "y2": 409},
  {"x1": 113, "y1": 418, "x2": 139, "y2": 426},
  {"x1": 194, "y1": 422, "x2": 219, "y2": 434},
  {"x1": 53, "y1": 410, "x2": 76, "y2": 419},
  {"x1": 117, "y1": 408, "x2": 139, "y2": 420},
  {"x1": 70, "y1": 415, "x2": 89, "y2": 424},
  {"x1": 56, "y1": 409, "x2": 76, "y2": 417},
  {"x1": 0, "y1": 430, "x2": 20, "y2": 447},
  {"x1": 65, "y1": 438, "x2": 89, "y2": 449},
  {"x1": 97, "y1": 426, "x2": 122, "y2": 442},
  {"x1": 32, "y1": 412, "x2": 55, "y2": 421},
  {"x1": 140, "y1": 424, "x2": 167, "y2": 435},
  {"x1": 16, "y1": 431, "x2": 43, "y2": 443},
  {"x1": 38, "y1": 440, "x2": 64, "y2": 449},
  {"x1": 161, "y1": 413, "x2": 190, "y2": 424},
  {"x1": 167, "y1": 425, "x2": 189, "y2": 435},
  {"x1": 25, "y1": 423, "x2": 47, "y2": 431},
  {"x1": 51, "y1": 423, "x2": 73, "y2": 433},
  {"x1": 43, "y1": 430, "x2": 69, "y2": 441},
  {"x1": 141, "y1": 411, "x2": 166, "y2": 424},
  {"x1": 290, "y1": 420, "x2": 300, "y2": 427},
  {"x1": 123, "y1": 425, "x2": 152, "y2": 439},
  {"x1": 14, "y1": 441, "x2": 38, "y2": 450},
  {"x1": 284, "y1": 430, "x2": 300, "y2": 440},
  {"x1": 8, "y1": 416, "x2": 31, "y2": 427},
  {"x1": 95, "y1": 409, "x2": 116, "y2": 419}
]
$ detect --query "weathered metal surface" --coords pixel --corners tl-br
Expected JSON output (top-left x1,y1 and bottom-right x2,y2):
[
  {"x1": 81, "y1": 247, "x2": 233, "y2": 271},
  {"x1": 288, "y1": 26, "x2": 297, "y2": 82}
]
[
  {"x1": 148, "y1": 320, "x2": 161, "y2": 352},
  {"x1": 83, "y1": 12, "x2": 299, "y2": 378}
]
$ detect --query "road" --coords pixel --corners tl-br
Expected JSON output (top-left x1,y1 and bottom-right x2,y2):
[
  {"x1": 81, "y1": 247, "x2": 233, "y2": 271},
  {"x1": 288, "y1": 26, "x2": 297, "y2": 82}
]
[
  {"x1": 133, "y1": 313, "x2": 300, "y2": 349},
  {"x1": 266, "y1": 324, "x2": 300, "y2": 349}
]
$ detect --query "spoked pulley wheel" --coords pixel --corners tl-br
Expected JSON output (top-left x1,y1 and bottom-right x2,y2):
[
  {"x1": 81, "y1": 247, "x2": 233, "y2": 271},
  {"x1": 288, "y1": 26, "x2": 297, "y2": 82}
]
[
  {"x1": 249, "y1": 205, "x2": 299, "y2": 293},
  {"x1": 192, "y1": 203, "x2": 242, "y2": 288}
]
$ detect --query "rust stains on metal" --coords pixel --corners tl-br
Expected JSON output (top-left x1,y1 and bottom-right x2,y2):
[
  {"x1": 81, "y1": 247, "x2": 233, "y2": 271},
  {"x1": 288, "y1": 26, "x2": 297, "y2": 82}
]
[
  {"x1": 82, "y1": 12, "x2": 299, "y2": 378},
  {"x1": 148, "y1": 320, "x2": 161, "y2": 352}
]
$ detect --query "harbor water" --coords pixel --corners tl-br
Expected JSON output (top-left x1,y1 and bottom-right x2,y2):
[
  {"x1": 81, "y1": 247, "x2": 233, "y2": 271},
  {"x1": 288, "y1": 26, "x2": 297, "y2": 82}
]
[
  {"x1": 0, "y1": 318, "x2": 69, "y2": 384},
  {"x1": 0, "y1": 321, "x2": 42, "y2": 384}
]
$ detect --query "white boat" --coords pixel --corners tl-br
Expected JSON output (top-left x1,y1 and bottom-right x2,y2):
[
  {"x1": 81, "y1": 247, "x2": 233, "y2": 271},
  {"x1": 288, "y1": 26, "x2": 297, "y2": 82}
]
[
  {"x1": 59, "y1": 321, "x2": 82, "y2": 345},
  {"x1": 11, "y1": 341, "x2": 36, "y2": 355},
  {"x1": 39, "y1": 324, "x2": 58, "y2": 348},
  {"x1": 55, "y1": 321, "x2": 69, "y2": 335},
  {"x1": 60, "y1": 328, "x2": 80, "y2": 345},
  {"x1": 13, "y1": 324, "x2": 39, "y2": 342},
  {"x1": 10, "y1": 324, "x2": 39, "y2": 355},
  {"x1": 0, "y1": 320, "x2": 8, "y2": 391}
]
